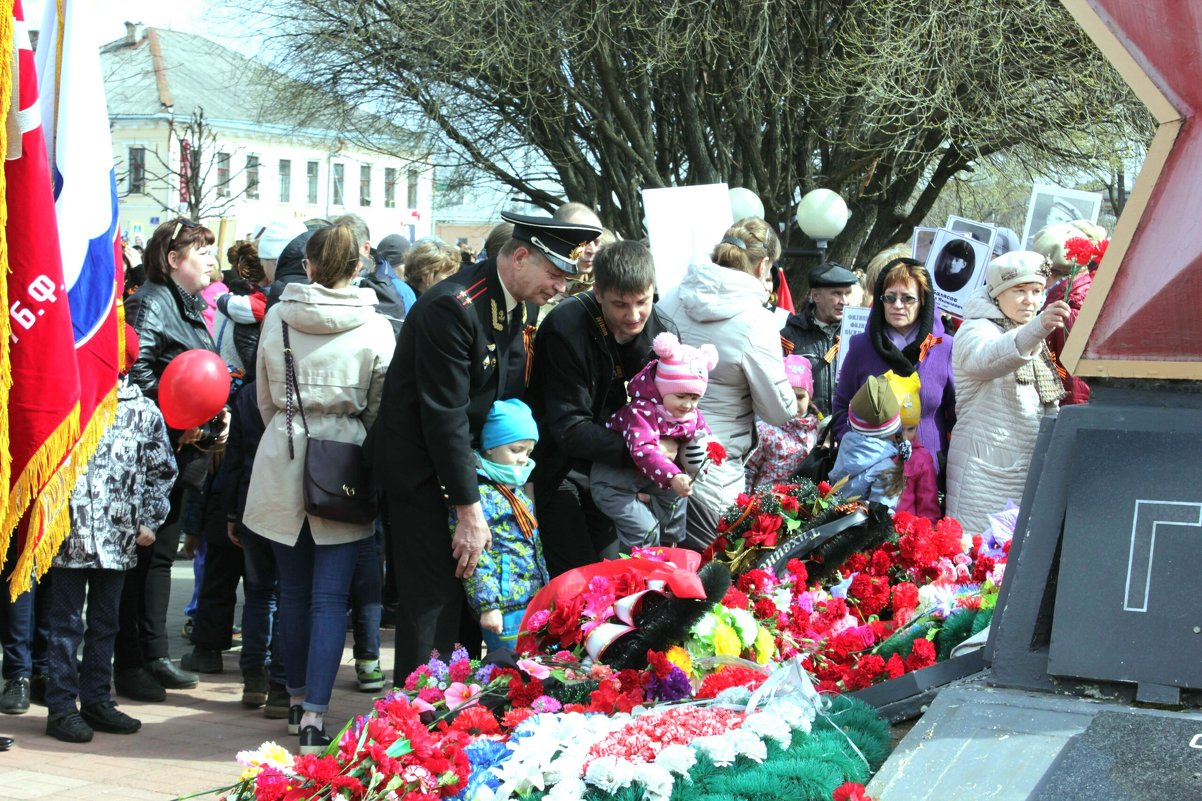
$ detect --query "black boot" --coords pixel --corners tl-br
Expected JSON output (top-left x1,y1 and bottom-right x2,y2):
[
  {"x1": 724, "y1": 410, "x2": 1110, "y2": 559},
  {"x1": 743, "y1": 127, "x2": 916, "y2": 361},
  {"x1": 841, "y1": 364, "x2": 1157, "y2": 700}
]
[
  {"x1": 146, "y1": 658, "x2": 198, "y2": 690},
  {"x1": 241, "y1": 666, "x2": 268, "y2": 708},
  {"x1": 113, "y1": 667, "x2": 166, "y2": 703}
]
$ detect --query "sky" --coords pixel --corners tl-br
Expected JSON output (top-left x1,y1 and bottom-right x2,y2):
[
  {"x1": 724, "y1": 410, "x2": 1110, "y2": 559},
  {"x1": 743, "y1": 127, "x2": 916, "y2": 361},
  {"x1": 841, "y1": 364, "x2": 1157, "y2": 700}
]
[{"x1": 25, "y1": 0, "x2": 262, "y2": 56}]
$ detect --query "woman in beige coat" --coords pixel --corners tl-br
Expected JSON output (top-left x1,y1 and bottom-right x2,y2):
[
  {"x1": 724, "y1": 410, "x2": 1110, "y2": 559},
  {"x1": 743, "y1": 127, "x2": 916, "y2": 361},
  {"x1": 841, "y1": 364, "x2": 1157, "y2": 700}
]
[
  {"x1": 945, "y1": 251, "x2": 1070, "y2": 534},
  {"x1": 657, "y1": 218, "x2": 797, "y2": 548},
  {"x1": 243, "y1": 223, "x2": 393, "y2": 753}
]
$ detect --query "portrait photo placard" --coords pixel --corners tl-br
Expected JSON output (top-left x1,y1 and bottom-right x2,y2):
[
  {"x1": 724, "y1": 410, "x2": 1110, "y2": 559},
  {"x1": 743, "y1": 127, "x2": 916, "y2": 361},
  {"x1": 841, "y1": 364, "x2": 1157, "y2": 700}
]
[
  {"x1": 925, "y1": 228, "x2": 991, "y2": 317},
  {"x1": 911, "y1": 227, "x2": 937, "y2": 263},
  {"x1": 945, "y1": 215, "x2": 999, "y2": 257},
  {"x1": 1020, "y1": 185, "x2": 1103, "y2": 249}
]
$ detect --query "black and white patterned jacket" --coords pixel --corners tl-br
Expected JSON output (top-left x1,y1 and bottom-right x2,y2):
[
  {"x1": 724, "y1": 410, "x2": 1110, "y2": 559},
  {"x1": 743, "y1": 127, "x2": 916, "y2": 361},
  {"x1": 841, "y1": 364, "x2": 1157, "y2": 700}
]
[{"x1": 55, "y1": 380, "x2": 178, "y2": 570}]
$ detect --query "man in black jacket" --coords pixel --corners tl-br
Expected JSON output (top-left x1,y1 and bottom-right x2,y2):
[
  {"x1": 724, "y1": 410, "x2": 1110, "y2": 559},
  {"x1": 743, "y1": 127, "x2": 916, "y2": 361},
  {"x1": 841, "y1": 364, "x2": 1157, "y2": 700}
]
[
  {"x1": 528, "y1": 240, "x2": 677, "y2": 576},
  {"x1": 370, "y1": 212, "x2": 602, "y2": 677},
  {"x1": 780, "y1": 262, "x2": 859, "y2": 417}
]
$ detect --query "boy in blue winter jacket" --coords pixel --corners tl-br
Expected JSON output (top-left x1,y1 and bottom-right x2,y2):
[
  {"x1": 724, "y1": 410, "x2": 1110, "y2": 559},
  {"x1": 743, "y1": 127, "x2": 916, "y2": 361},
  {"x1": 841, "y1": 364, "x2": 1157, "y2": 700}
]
[
  {"x1": 830, "y1": 375, "x2": 907, "y2": 508},
  {"x1": 450, "y1": 399, "x2": 549, "y2": 651}
]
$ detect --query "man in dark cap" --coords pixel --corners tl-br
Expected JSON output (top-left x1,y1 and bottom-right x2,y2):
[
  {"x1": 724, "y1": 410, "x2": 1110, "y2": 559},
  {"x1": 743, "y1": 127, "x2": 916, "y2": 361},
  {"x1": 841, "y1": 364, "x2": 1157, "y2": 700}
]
[
  {"x1": 369, "y1": 211, "x2": 603, "y2": 677},
  {"x1": 781, "y1": 262, "x2": 860, "y2": 417}
]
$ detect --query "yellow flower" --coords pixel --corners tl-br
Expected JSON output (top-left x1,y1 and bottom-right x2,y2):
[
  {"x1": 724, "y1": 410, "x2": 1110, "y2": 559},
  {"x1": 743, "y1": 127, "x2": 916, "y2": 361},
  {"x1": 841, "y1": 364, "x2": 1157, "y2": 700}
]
[
  {"x1": 713, "y1": 622, "x2": 743, "y2": 657},
  {"x1": 754, "y1": 627, "x2": 775, "y2": 665},
  {"x1": 665, "y1": 645, "x2": 694, "y2": 676}
]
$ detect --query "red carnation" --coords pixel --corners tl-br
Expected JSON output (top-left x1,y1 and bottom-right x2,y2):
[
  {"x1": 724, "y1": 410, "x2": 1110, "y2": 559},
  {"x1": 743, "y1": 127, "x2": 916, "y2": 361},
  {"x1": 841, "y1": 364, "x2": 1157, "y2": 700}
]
[
  {"x1": 885, "y1": 653, "x2": 906, "y2": 679},
  {"x1": 905, "y1": 638, "x2": 937, "y2": 671},
  {"x1": 780, "y1": 494, "x2": 800, "y2": 513},
  {"x1": 817, "y1": 481, "x2": 832, "y2": 495},
  {"x1": 832, "y1": 781, "x2": 875, "y2": 801},
  {"x1": 736, "y1": 568, "x2": 776, "y2": 596},
  {"x1": 892, "y1": 582, "x2": 919, "y2": 611},
  {"x1": 706, "y1": 441, "x2": 728, "y2": 465},
  {"x1": 722, "y1": 586, "x2": 750, "y2": 610},
  {"x1": 450, "y1": 705, "x2": 500, "y2": 736},
  {"x1": 753, "y1": 597, "x2": 779, "y2": 622},
  {"x1": 744, "y1": 514, "x2": 782, "y2": 548},
  {"x1": 786, "y1": 558, "x2": 808, "y2": 583},
  {"x1": 844, "y1": 553, "x2": 870, "y2": 574}
]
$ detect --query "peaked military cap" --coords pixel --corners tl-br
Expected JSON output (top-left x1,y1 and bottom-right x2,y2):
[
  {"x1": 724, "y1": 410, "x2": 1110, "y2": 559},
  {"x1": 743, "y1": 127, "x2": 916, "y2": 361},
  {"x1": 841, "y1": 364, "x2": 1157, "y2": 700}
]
[{"x1": 500, "y1": 211, "x2": 603, "y2": 275}]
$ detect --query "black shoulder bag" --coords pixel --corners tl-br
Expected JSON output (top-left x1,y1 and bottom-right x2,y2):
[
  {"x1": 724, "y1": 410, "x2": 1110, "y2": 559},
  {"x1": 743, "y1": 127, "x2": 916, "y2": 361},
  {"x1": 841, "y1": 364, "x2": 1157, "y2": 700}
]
[{"x1": 282, "y1": 321, "x2": 378, "y2": 525}]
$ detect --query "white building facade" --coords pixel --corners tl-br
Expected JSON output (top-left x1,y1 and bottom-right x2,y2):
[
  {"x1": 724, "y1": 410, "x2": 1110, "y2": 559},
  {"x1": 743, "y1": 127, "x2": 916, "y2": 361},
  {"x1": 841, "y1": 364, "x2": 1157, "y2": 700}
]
[{"x1": 102, "y1": 25, "x2": 433, "y2": 251}]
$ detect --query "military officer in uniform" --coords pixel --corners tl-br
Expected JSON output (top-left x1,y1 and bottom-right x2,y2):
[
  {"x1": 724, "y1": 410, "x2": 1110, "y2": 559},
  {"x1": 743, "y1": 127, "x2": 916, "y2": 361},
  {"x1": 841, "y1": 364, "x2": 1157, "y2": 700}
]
[{"x1": 370, "y1": 211, "x2": 603, "y2": 677}]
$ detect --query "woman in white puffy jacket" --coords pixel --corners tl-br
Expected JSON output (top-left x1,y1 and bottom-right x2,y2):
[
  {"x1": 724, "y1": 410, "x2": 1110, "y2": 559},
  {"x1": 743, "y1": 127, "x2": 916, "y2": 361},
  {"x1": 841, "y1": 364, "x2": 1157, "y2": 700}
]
[
  {"x1": 657, "y1": 218, "x2": 797, "y2": 548},
  {"x1": 945, "y1": 251, "x2": 1071, "y2": 534}
]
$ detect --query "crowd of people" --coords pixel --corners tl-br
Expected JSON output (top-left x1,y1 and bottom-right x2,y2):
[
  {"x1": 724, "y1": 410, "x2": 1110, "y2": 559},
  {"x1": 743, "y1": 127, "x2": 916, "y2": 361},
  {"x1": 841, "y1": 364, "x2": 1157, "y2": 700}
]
[{"x1": 0, "y1": 202, "x2": 1104, "y2": 754}]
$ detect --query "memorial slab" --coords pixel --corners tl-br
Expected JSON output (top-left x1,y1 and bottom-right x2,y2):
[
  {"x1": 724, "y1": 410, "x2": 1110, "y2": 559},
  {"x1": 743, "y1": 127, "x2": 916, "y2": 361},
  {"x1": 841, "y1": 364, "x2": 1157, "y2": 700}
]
[
  {"x1": 1028, "y1": 711, "x2": 1202, "y2": 800},
  {"x1": 868, "y1": 684, "x2": 1202, "y2": 801}
]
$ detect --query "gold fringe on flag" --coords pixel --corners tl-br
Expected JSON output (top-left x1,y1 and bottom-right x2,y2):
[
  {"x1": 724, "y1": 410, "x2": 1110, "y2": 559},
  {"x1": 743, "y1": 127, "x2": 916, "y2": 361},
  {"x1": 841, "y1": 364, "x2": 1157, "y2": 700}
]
[
  {"x1": 6, "y1": 385, "x2": 118, "y2": 599},
  {"x1": 1, "y1": 0, "x2": 17, "y2": 544}
]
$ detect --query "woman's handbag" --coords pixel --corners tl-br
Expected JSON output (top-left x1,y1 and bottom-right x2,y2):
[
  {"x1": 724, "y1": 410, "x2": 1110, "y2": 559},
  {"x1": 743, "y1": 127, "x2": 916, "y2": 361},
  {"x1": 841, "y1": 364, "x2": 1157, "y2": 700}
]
[
  {"x1": 282, "y1": 322, "x2": 378, "y2": 525},
  {"x1": 794, "y1": 422, "x2": 838, "y2": 484}
]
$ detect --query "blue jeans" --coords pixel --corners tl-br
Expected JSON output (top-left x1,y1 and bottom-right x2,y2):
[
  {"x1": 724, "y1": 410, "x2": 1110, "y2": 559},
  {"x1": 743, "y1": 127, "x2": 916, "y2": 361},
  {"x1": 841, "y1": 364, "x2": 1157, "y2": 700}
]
[
  {"x1": 482, "y1": 609, "x2": 527, "y2": 653},
  {"x1": 240, "y1": 528, "x2": 286, "y2": 685},
  {"x1": 350, "y1": 529, "x2": 382, "y2": 661},
  {"x1": 270, "y1": 524, "x2": 361, "y2": 712},
  {"x1": 0, "y1": 535, "x2": 40, "y2": 679}
]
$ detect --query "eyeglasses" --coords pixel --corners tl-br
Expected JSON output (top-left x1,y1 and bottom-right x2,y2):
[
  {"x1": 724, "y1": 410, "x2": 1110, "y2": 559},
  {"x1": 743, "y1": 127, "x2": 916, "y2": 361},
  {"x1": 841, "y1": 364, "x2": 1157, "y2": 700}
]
[{"x1": 880, "y1": 293, "x2": 919, "y2": 307}]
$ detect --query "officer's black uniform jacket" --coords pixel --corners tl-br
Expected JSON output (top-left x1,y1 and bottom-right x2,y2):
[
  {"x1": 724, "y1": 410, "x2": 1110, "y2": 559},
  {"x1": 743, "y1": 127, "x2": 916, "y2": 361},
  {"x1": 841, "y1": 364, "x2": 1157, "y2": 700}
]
[{"x1": 369, "y1": 259, "x2": 535, "y2": 506}]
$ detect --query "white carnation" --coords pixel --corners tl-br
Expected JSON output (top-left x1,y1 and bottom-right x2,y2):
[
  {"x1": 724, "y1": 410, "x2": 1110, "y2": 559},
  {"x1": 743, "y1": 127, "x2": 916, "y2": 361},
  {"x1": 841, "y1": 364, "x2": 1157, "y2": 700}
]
[
  {"x1": 585, "y1": 756, "x2": 637, "y2": 793},
  {"x1": 742, "y1": 711, "x2": 793, "y2": 749},
  {"x1": 653, "y1": 743, "x2": 697, "y2": 775},
  {"x1": 693, "y1": 734, "x2": 737, "y2": 767},
  {"x1": 728, "y1": 728, "x2": 768, "y2": 763}
]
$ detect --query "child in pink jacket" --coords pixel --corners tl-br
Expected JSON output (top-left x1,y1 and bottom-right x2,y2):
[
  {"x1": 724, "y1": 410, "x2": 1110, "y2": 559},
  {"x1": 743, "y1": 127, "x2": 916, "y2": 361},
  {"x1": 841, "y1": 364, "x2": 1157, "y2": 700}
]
[
  {"x1": 745, "y1": 354, "x2": 820, "y2": 489},
  {"x1": 893, "y1": 375, "x2": 941, "y2": 522},
  {"x1": 590, "y1": 333, "x2": 718, "y2": 551}
]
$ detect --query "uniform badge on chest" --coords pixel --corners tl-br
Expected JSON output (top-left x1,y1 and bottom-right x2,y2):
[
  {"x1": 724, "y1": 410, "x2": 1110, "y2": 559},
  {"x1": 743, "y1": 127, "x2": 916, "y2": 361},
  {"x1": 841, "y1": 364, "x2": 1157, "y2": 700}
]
[{"x1": 491, "y1": 299, "x2": 505, "y2": 332}]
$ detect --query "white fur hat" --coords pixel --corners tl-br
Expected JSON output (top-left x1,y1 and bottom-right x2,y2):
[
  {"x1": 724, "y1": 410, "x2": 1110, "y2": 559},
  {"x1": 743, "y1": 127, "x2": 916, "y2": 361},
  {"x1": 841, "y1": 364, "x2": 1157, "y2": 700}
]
[{"x1": 986, "y1": 251, "x2": 1050, "y2": 299}]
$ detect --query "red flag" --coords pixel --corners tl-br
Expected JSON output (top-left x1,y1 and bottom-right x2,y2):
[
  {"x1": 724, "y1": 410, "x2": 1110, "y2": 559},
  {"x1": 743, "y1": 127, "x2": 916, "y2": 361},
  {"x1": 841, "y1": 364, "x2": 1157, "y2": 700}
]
[{"x1": 1, "y1": 0, "x2": 85, "y2": 593}]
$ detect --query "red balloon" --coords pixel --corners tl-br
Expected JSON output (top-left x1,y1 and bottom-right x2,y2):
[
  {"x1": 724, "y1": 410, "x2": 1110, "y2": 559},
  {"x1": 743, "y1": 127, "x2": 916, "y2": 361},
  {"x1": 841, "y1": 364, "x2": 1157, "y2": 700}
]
[{"x1": 158, "y1": 349, "x2": 230, "y2": 429}]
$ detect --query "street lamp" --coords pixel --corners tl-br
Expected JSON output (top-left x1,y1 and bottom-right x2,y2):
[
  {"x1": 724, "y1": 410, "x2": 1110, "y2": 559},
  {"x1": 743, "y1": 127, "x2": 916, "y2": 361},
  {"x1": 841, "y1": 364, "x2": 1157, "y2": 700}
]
[{"x1": 794, "y1": 188, "x2": 850, "y2": 259}]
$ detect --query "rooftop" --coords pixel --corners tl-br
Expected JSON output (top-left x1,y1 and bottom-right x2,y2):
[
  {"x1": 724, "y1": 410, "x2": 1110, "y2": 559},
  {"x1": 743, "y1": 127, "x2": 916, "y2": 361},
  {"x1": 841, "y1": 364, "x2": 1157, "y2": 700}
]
[{"x1": 100, "y1": 23, "x2": 418, "y2": 149}]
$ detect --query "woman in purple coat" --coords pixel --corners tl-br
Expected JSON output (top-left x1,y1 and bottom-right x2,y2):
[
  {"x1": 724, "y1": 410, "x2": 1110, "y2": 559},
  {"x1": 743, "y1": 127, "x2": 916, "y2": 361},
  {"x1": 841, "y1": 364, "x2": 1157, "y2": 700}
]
[{"x1": 831, "y1": 258, "x2": 955, "y2": 476}]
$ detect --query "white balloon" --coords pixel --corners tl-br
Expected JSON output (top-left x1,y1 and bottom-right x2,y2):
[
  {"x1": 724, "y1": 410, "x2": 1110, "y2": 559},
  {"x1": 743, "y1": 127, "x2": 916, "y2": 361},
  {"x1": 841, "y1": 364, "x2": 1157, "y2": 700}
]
[
  {"x1": 729, "y1": 187, "x2": 765, "y2": 222},
  {"x1": 795, "y1": 189, "x2": 850, "y2": 240}
]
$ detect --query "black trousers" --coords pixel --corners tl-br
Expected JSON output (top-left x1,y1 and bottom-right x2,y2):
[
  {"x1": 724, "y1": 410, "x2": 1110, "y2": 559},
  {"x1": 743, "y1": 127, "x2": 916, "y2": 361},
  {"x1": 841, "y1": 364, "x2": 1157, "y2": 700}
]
[
  {"x1": 190, "y1": 483, "x2": 243, "y2": 651},
  {"x1": 388, "y1": 481, "x2": 480, "y2": 679},
  {"x1": 115, "y1": 477, "x2": 184, "y2": 669},
  {"x1": 534, "y1": 475, "x2": 617, "y2": 578}
]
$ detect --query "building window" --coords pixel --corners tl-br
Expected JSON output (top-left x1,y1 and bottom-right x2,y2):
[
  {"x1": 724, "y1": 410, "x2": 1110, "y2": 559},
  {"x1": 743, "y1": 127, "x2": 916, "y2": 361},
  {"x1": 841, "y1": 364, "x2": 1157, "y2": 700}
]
[
  {"x1": 128, "y1": 146, "x2": 145, "y2": 194},
  {"x1": 406, "y1": 168, "x2": 419, "y2": 209},
  {"x1": 306, "y1": 161, "x2": 319, "y2": 204},
  {"x1": 279, "y1": 159, "x2": 291, "y2": 203},
  {"x1": 216, "y1": 152, "x2": 231, "y2": 198},
  {"x1": 246, "y1": 155, "x2": 260, "y2": 200},
  {"x1": 359, "y1": 164, "x2": 372, "y2": 207},
  {"x1": 332, "y1": 163, "x2": 345, "y2": 206},
  {"x1": 384, "y1": 167, "x2": 397, "y2": 209}
]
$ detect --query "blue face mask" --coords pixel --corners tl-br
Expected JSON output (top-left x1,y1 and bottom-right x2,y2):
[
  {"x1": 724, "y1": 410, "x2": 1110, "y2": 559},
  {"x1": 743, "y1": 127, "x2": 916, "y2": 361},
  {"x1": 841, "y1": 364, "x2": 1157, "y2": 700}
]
[{"x1": 476, "y1": 454, "x2": 536, "y2": 487}]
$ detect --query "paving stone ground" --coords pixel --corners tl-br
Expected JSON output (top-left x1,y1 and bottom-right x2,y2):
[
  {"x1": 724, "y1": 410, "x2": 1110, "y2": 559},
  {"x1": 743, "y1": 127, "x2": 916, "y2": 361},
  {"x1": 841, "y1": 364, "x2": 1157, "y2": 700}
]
[{"x1": 0, "y1": 563, "x2": 394, "y2": 801}]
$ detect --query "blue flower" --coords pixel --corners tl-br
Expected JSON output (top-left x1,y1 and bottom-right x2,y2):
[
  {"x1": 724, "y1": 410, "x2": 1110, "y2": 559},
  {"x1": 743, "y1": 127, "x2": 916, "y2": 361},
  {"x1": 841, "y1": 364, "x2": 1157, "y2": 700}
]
[
  {"x1": 426, "y1": 655, "x2": 450, "y2": 681},
  {"x1": 474, "y1": 663, "x2": 498, "y2": 684},
  {"x1": 450, "y1": 739, "x2": 511, "y2": 800},
  {"x1": 450, "y1": 645, "x2": 471, "y2": 665}
]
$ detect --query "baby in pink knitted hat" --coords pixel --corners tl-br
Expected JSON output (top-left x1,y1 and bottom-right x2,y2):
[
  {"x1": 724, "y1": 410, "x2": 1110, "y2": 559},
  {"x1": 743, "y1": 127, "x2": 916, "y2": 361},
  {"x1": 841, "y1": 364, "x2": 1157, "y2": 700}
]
[{"x1": 590, "y1": 332, "x2": 719, "y2": 551}]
